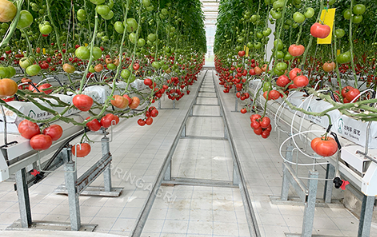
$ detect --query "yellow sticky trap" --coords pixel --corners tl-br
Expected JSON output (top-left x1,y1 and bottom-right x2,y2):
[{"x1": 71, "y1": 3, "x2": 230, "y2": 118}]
[
  {"x1": 84, "y1": 43, "x2": 88, "y2": 47},
  {"x1": 337, "y1": 49, "x2": 340, "y2": 55},
  {"x1": 244, "y1": 45, "x2": 249, "y2": 57},
  {"x1": 317, "y1": 8, "x2": 336, "y2": 45},
  {"x1": 43, "y1": 48, "x2": 46, "y2": 54}
]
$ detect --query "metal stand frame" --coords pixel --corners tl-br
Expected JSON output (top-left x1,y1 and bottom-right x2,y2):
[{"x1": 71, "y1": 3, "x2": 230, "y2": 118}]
[{"x1": 158, "y1": 99, "x2": 179, "y2": 110}]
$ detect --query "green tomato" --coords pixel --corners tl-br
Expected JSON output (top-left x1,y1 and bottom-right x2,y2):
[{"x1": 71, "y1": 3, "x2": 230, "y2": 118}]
[
  {"x1": 263, "y1": 28, "x2": 272, "y2": 36},
  {"x1": 39, "y1": 24, "x2": 52, "y2": 35},
  {"x1": 343, "y1": 9, "x2": 352, "y2": 20},
  {"x1": 1, "y1": 23, "x2": 9, "y2": 29},
  {"x1": 161, "y1": 8, "x2": 168, "y2": 16},
  {"x1": 152, "y1": 61, "x2": 160, "y2": 69},
  {"x1": 247, "y1": 42, "x2": 253, "y2": 48},
  {"x1": 77, "y1": 16, "x2": 86, "y2": 22},
  {"x1": 126, "y1": 18, "x2": 138, "y2": 32},
  {"x1": 7, "y1": 66, "x2": 16, "y2": 78},
  {"x1": 129, "y1": 32, "x2": 138, "y2": 44},
  {"x1": 17, "y1": 10, "x2": 33, "y2": 29},
  {"x1": 137, "y1": 38, "x2": 145, "y2": 47},
  {"x1": 336, "y1": 51, "x2": 351, "y2": 64},
  {"x1": 254, "y1": 42, "x2": 262, "y2": 49},
  {"x1": 285, "y1": 19, "x2": 293, "y2": 26},
  {"x1": 284, "y1": 52, "x2": 293, "y2": 60},
  {"x1": 263, "y1": 82, "x2": 271, "y2": 92},
  {"x1": 19, "y1": 57, "x2": 32, "y2": 69},
  {"x1": 92, "y1": 47, "x2": 102, "y2": 60},
  {"x1": 276, "y1": 62, "x2": 287, "y2": 71},
  {"x1": 335, "y1": 29, "x2": 345, "y2": 38},
  {"x1": 162, "y1": 64, "x2": 169, "y2": 71},
  {"x1": 142, "y1": 0, "x2": 150, "y2": 7},
  {"x1": 274, "y1": 67, "x2": 285, "y2": 76},
  {"x1": 108, "y1": 0, "x2": 114, "y2": 9},
  {"x1": 274, "y1": 39, "x2": 284, "y2": 50},
  {"x1": 273, "y1": 0, "x2": 284, "y2": 10},
  {"x1": 146, "y1": 6, "x2": 154, "y2": 11},
  {"x1": 270, "y1": 9, "x2": 282, "y2": 19},
  {"x1": 128, "y1": 75, "x2": 136, "y2": 83},
  {"x1": 0, "y1": 67, "x2": 9, "y2": 78},
  {"x1": 89, "y1": 65, "x2": 95, "y2": 73},
  {"x1": 304, "y1": 7, "x2": 315, "y2": 18},
  {"x1": 292, "y1": 23, "x2": 299, "y2": 28},
  {"x1": 293, "y1": 12, "x2": 305, "y2": 24},
  {"x1": 96, "y1": 5, "x2": 110, "y2": 16},
  {"x1": 77, "y1": 9, "x2": 86, "y2": 18},
  {"x1": 283, "y1": 24, "x2": 290, "y2": 30},
  {"x1": 26, "y1": 65, "x2": 41, "y2": 76},
  {"x1": 121, "y1": 69, "x2": 131, "y2": 79},
  {"x1": 148, "y1": 33, "x2": 156, "y2": 42},
  {"x1": 90, "y1": 0, "x2": 105, "y2": 4},
  {"x1": 75, "y1": 46, "x2": 90, "y2": 60},
  {"x1": 352, "y1": 15, "x2": 363, "y2": 24},
  {"x1": 256, "y1": 32, "x2": 263, "y2": 39},
  {"x1": 276, "y1": 51, "x2": 284, "y2": 59},
  {"x1": 328, "y1": 0, "x2": 335, "y2": 5},
  {"x1": 114, "y1": 21, "x2": 124, "y2": 34},
  {"x1": 353, "y1": 4, "x2": 366, "y2": 15},
  {"x1": 107, "y1": 63, "x2": 116, "y2": 70},
  {"x1": 101, "y1": 10, "x2": 114, "y2": 20}
]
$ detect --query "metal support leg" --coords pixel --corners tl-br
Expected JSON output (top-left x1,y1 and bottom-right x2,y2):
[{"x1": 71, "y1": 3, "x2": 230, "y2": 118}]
[
  {"x1": 158, "y1": 100, "x2": 161, "y2": 109},
  {"x1": 233, "y1": 162, "x2": 239, "y2": 186},
  {"x1": 358, "y1": 195, "x2": 375, "y2": 237},
  {"x1": 15, "y1": 168, "x2": 32, "y2": 228},
  {"x1": 173, "y1": 100, "x2": 176, "y2": 109},
  {"x1": 189, "y1": 107, "x2": 193, "y2": 116},
  {"x1": 281, "y1": 144, "x2": 293, "y2": 201},
  {"x1": 301, "y1": 170, "x2": 319, "y2": 237},
  {"x1": 323, "y1": 163, "x2": 335, "y2": 203},
  {"x1": 224, "y1": 125, "x2": 228, "y2": 140},
  {"x1": 102, "y1": 137, "x2": 112, "y2": 192},
  {"x1": 65, "y1": 148, "x2": 81, "y2": 231},
  {"x1": 163, "y1": 158, "x2": 172, "y2": 181},
  {"x1": 181, "y1": 124, "x2": 186, "y2": 138}
]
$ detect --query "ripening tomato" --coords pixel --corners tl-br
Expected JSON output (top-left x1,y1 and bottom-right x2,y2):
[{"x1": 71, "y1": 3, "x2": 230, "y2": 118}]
[
  {"x1": 310, "y1": 23, "x2": 331, "y2": 38},
  {"x1": 73, "y1": 94, "x2": 93, "y2": 111},
  {"x1": 0, "y1": 0, "x2": 17, "y2": 22},
  {"x1": 37, "y1": 83, "x2": 52, "y2": 94},
  {"x1": 43, "y1": 124, "x2": 63, "y2": 141},
  {"x1": 311, "y1": 136, "x2": 338, "y2": 157},
  {"x1": 111, "y1": 95, "x2": 128, "y2": 109},
  {"x1": 30, "y1": 134, "x2": 52, "y2": 150},
  {"x1": 288, "y1": 44, "x2": 305, "y2": 57},
  {"x1": 18, "y1": 120, "x2": 40, "y2": 139},
  {"x1": 323, "y1": 62, "x2": 335, "y2": 72},
  {"x1": 293, "y1": 75, "x2": 309, "y2": 87},
  {"x1": 86, "y1": 117, "x2": 101, "y2": 131},
  {"x1": 0, "y1": 78, "x2": 17, "y2": 98},
  {"x1": 123, "y1": 94, "x2": 133, "y2": 105},
  {"x1": 129, "y1": 97, "x2": 140, "y2": 109},
  {"x1": 71, "y1": 143, "x2": 91, "y2": 157}
]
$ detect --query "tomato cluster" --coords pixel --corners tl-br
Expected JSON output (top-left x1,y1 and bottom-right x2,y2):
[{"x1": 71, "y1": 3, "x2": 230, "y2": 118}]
[
  {"x1": 250, "y1": 114, "x2": 272, "y2": 139},
  {"x1": 137, "y1": 106, "x2": 159, "y2": 126}
]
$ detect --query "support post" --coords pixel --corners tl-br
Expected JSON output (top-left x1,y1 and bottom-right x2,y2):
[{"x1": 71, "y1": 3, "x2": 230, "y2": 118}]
[
  {"x1": 233, "y1": 162, "x2": 239, "y2": 186},
  {"x1": 181, "y1": 124, "x2": 186, "y2": 138},
  {"x1": 65, "y1": 147, "x2": 81, "y2": 231},
  {"x1": 224, "y1": 125, "x2": 228, "y2": 140},
  {"x1": 173, "y1": 100, "x2": 176, "y2": 109},
  {"x1": 163, "y1": 158, "x2": 172, "y2": 181},
  {"x1": 301, "y1": 170, "x2": 319, "y2": 237},
  {"x1": 281, "y1": 144, "x2": 293, "y2": 201},
  {"x1": 158, "y1": 100, "x2": 161, "y2": 109},
  {"x1": 102, "y1": 137, "x2": 112, "y2": 192},
  {"x1": 323, "y1": 163, "x2": 335, "y2": 203},
  {"x1": 15, "y1": 168, "x2": 32, "y2": 228},
  {"x1": 358, "y1": 195, "x2": 375, "y2": 237}
]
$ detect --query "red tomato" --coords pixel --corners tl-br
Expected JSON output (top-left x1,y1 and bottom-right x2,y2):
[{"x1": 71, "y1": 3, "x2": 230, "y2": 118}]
[
  {"x1": 144, "y1": 78, "x2": 153, "y2": 86},
  {"x1": 133, "y1": 63, "x2": 140, "y2": 70},
  {"x1": 276, "y1": 75, "x2": 290, "y2": 87},
  {"x1": 345, "y1": 88, "x2": 360, "y2": 102},
  {"x1": 43, "y1": 124, "x2": 63, "y2": 141},
  {"x1": 18, "y1": 120, "x2": 40, "y2": 139},
  {"x1": 100, "y1": 113, "x2": 118, "y2": 128},
  {"x1": 250, "y1": 114, "x2": 261, "y2": 122},
  {"x1": 260, "y1": 117, "x2": 271, "y2": 128},
  {"x1": 123, "y1": 94, "x2": 133, "y2": 104},
  {"x1": 310, "y1": 23, "x2": 331, "y2": 39},
  {"x1": 341, "y1": 86, "x2": 354, "y2": 98},
  {"x1": 249, "y1": 69, "x2": 256, "y2": 75},
  {"x1": 311, "y1": 136, "x2": 338, "y2": 157},
  {"x1": 129, "y1": 97, "x2": 140, "y2": 109},
  {"x1": 240, "y1": 108, "x2": 247, "y2": 114},
  {"x1": 73, "y1": 94, "x2": 93, "y2": 111},
  {"x1": 251, "y1": 121, "x2": 261, "y2": 129},
  {"x1": 137, "y1": 119, "x2": 146, "y2": 126},
  {"x1": 86, "y1": 117, "x2": 101, "y2": 131},
  {"x1": 293, "y1": 75, "x2": 309, "y2": 87},
  {"x1": 254, "y1": 127, "x2": 263, "y2": 135},
  {"x1": 261, "y1": 130, "x2": 270, "y2": 139},
  {"x1": 288, "y1": 44, "x2": 305, "y2": 57},
  {"x1": 151, "y1": 109, "x2": 159, "y2": 117},
  {"x1": 269, "y1": 90, "x2": 280, "y2": 100},
  {"x1": 30, "y1": 134, "x2": 52, "y2": 150},
  {"x1": 71, "y1": 143, "x2": 91, "y2": 157},
  {"x1": 289, "y1": 68, "x2": 302, "y2": 80},
  {"x1": 37, "y1": 83, "x2": 52, "y2": 94},
  {"x1": 146, "y1": 117, "x2": 153, "y2": 125}
]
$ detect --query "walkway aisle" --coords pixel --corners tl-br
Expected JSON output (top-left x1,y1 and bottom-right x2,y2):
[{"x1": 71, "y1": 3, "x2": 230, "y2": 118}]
[
  {"x1": 0, "y1": 71, "x2": 207, "y2": 236},
  {"x1": 141, "y1": 72, "x2": 250, "y2": 237},
  {"x1": 213, "y1": 72, "x2": 377, "y2": 237}
]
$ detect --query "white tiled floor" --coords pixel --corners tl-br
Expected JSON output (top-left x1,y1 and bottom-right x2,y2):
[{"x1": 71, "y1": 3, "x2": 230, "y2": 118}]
[{"x1": 1, "y1": 70, "x2": 377, "y2": 237}]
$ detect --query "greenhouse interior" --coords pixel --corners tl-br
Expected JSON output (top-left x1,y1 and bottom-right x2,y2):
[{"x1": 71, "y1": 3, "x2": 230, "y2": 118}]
[{"x1": 0, "y1": 0, "x2": 376, "y2": 236}]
